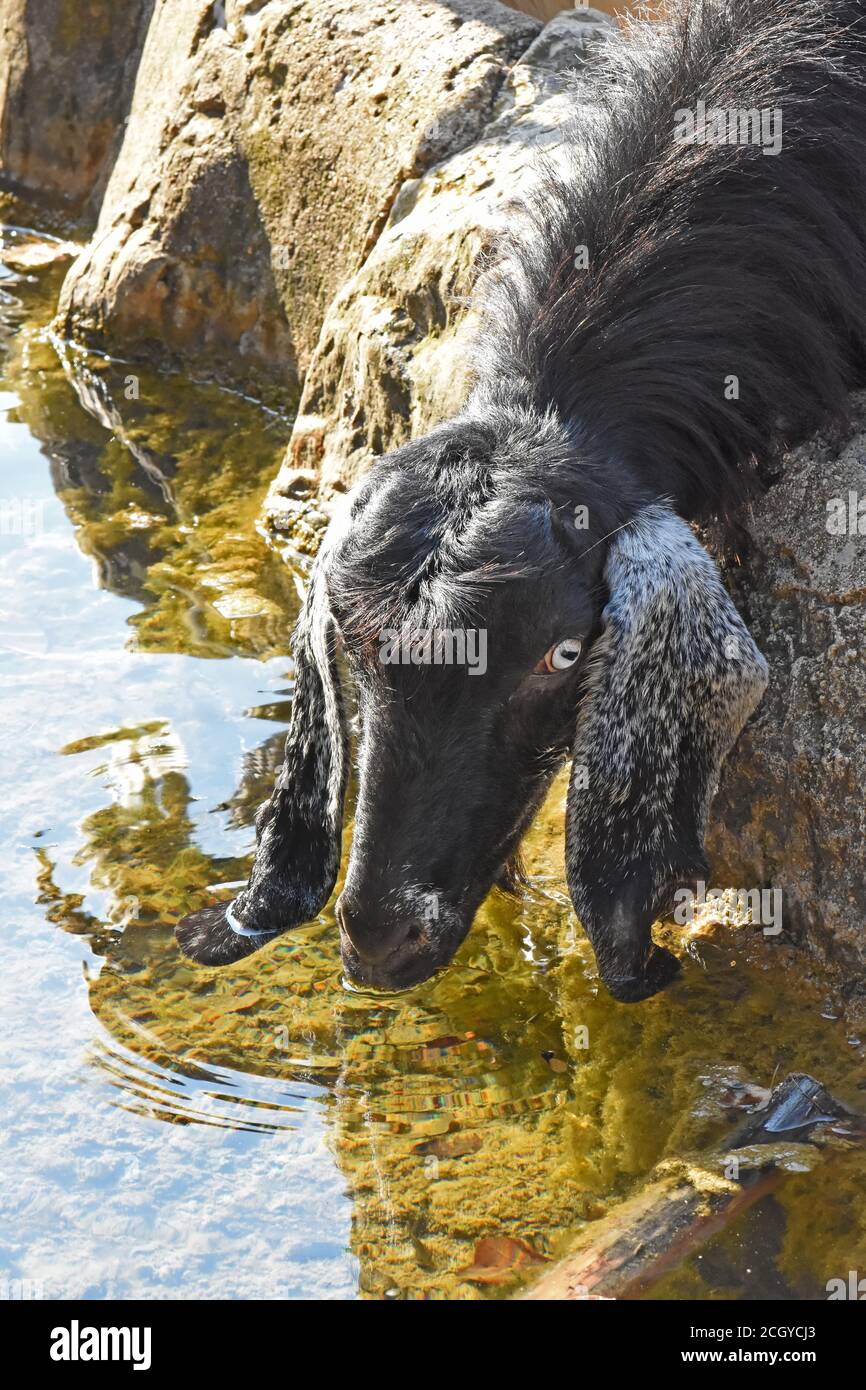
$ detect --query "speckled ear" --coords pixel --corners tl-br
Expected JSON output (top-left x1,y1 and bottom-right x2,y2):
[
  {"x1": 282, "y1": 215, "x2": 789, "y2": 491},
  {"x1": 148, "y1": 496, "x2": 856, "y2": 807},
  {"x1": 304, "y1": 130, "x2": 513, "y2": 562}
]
[
  {"x1": 565, "y1": 504, "x2": 768, "y2": 1003},
  {"x1": 176, "y1": 551, "x2": 348, "y2": 967}
]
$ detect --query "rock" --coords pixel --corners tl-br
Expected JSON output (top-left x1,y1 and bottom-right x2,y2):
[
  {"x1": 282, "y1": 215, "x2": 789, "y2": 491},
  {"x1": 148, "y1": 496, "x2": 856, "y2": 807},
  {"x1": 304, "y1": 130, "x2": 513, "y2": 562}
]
[
  {"x1": 264, "y1": 8, "x2": 615, "y2": 524},
  {"x1": 707, "y1": 405, "x2": 866, "y2": 982},
  {"x1": 55, "y1": 0, "x2": 542, "y2": 399},
  {"x1": 0, "y1": 230, "x2": 79, "y2": 267},
  {"x1": 0, "y1": 0, "x2": 155, "y2": 220},
  {"x1": 55, "y1": 0, "x2": 295, "y2": 400}
]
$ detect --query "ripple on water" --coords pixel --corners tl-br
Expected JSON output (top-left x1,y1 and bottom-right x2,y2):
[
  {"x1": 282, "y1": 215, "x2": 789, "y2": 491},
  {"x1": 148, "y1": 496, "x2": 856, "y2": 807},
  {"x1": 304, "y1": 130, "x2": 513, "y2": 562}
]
[
  {"x1": 5, "y1": 217, "x2": 866, "y2": 1301},
  {"x1": 87, "y1": 906, "x2": 574, "y2": 1142}
]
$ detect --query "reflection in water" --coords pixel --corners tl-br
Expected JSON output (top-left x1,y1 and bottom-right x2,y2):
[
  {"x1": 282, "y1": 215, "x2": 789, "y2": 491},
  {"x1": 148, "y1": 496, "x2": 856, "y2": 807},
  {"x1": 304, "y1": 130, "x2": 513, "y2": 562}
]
[
  {"x1": 214, "y1": 725, "x2": 290, "y2": 830},
  {"x1": 36, "y1": 719, "x2": 866, "y2": 1299},
  {"x1": 3, "y1": 215, "x2": 866, "y2": 1300}
]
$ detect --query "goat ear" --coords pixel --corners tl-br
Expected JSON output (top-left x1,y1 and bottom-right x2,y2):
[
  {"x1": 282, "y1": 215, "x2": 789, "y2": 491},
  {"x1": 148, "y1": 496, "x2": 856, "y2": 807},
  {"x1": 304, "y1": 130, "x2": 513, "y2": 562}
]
[
  {"x1": 176, "y1": 553, "x2": 349, "y2": 966},
  {"x1": 565, "y1": 504, "x2": 768, "y2": 1003}
]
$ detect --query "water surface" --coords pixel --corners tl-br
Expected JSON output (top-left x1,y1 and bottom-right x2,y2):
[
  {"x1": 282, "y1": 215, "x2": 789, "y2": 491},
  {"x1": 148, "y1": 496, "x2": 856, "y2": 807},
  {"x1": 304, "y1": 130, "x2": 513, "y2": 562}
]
[{"x1": 2, "y1": 220, "x2": 865, "y2": 1301}]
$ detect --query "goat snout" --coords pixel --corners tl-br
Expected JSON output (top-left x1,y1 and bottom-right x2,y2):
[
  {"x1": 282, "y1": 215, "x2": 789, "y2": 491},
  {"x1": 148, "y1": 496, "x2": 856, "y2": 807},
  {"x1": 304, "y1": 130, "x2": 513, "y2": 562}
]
[{"x1": 335, "y1": 893, "x2": 418, "y2": 965}]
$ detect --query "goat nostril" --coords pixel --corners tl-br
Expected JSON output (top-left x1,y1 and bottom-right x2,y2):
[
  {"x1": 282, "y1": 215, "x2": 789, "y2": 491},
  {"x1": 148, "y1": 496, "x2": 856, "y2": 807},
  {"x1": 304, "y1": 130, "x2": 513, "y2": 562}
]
[
  {"x1": 335, "y1": 893, "x2": 414, "y2": 965},
  {"x1": 336, "y1": 896, "x2": 367, "y2": 951}
]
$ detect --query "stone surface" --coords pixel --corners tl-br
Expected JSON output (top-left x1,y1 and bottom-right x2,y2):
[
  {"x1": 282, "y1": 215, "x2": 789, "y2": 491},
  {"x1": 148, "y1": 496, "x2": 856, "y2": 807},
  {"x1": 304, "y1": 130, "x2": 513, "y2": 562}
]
[
  {"x1": 55, "y1": 0, "x2": 542, "y2": 398},
  {"x1": 707, "y1": 407, "x2": 866, "y2": 984},
  {"x1": 264, "y1": 7, "x2": 615, "y2": 529},
  {"x1": 0, "y1": 0, "x2": 155, "y2": 220}
]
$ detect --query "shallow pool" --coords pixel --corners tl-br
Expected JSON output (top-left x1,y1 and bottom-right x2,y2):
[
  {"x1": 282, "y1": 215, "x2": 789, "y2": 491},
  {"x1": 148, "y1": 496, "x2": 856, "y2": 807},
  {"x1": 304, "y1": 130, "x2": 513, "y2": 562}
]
[{"x1": 2, "y1": 220, "x2": 865, "y2": 1301}]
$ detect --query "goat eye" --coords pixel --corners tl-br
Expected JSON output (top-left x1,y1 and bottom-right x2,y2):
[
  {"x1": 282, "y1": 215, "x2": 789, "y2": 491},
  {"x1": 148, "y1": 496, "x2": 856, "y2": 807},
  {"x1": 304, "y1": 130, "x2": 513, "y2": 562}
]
[{"x1": 535, "y1": 637, "x2": 583, "y2": 674}]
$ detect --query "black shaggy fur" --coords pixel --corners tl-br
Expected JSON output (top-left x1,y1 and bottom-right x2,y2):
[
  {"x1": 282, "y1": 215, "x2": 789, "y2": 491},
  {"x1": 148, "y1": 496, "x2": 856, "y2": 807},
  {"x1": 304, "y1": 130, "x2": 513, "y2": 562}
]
[
  {"x1": 474, "y1": 0, "x2": 866, "y2": 518},
  {"x1": 178, "y1": 0, "x2": 866, "y2": 1002}
]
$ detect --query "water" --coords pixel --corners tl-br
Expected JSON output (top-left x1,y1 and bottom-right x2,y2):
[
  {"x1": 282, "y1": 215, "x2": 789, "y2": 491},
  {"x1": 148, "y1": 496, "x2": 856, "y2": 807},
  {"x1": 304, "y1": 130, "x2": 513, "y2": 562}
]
[{"x1": 2, "y1": 219, "x2": 865, "y2": 1302}]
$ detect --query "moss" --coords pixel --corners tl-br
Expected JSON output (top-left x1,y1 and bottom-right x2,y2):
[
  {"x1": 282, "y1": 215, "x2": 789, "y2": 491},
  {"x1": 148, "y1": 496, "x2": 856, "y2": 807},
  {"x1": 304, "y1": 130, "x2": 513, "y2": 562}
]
[{"x1": 777, "y1": 1151, "x2": 866, "y2": 1294}]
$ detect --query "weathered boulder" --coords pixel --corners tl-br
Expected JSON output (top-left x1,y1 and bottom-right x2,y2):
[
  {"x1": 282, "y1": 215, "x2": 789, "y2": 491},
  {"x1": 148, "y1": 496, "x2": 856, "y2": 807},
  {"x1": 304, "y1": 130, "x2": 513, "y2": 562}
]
[
  {"x1": 55, "y1": 0, "x2": 542, "y2": 398},
  {"x1": 263, "y1": 6, "x2": 615, "y2": 535},
  {"x1": 57, "y1": 0, "x2": 295, "y2": 400},
  {"x1": 707, "y1": 409, "x2": 866, "y2": 986},
  {"x1": 0, "y1": 0, "x2": 155, "y2": 220}
]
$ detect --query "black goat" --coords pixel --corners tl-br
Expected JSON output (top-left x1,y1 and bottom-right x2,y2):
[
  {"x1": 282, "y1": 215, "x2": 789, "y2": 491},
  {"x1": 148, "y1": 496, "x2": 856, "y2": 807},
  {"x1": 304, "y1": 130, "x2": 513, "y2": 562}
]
[{"x1": 178, "y1": 0, "x2": 866, "y2": 1002}]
